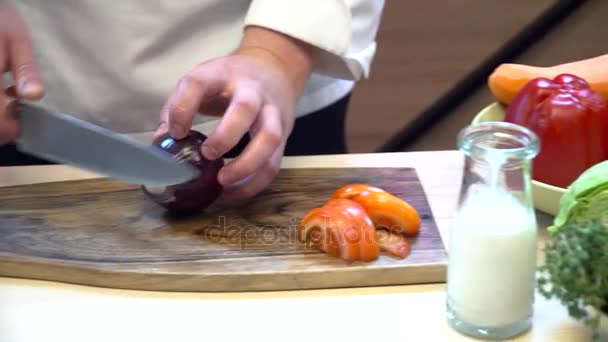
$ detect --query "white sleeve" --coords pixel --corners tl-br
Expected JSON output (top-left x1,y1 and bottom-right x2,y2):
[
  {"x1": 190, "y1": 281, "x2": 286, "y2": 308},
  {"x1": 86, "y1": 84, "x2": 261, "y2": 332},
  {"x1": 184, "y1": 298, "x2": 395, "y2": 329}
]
[{"x1": 243, "y1": 0, "x2": 385, "y2": 81}]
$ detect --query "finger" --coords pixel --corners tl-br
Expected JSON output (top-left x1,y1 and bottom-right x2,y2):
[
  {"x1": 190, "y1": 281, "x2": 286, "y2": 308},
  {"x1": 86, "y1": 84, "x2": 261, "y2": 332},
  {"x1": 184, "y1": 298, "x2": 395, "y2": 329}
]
[
  {"x1": 157, "y1": 76, "x2": 205, "y2": 140},
  {"x1": 216, "y1": 144, "x2": 284, "y2": 205},
  {"x1": 200, "y1": 84, "x2": 262, "y2": 160},
  {"x1": 0, "y1": 45, "x2": 18, "y2": 144},
  {"x1": 156, "y1": 73, "x2": 224, "y2": 140},
  {"x1": 217, "y1": 103, "x2": 282, "y2": 186},
  {"x1": 1, "y1": 40, "x2": 6, "y2": 94},
  {"x1": 1, "y1": 39, "x2": 6, "y2": 73},
  {"x1": 0, "y1": 100, "x2": 20, "y2": 145},
  {"x1": 8, "y1": 36, "x2": 44, "y2": 99}
]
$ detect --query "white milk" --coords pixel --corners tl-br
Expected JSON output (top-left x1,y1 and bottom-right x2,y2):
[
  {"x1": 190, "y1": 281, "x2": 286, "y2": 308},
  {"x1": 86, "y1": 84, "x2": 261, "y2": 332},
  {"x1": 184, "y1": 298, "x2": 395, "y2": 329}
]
[{"x1": 447, "y1": 184, "x2": 537, "y2": 327}]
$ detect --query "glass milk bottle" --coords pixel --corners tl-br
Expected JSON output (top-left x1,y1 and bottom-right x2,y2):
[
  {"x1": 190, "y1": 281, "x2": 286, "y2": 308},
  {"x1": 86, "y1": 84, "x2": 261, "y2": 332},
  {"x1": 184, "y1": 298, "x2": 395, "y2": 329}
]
[{"x1": 446, "y1": 121, "x2": 540, "y2": 339}]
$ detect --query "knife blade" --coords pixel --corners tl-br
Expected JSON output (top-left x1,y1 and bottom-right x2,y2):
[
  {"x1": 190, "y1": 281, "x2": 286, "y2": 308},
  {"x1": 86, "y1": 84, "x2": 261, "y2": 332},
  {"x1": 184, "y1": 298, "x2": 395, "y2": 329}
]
[{"x1": 14, "y1": 102, "x2": 200, "y2": 186}]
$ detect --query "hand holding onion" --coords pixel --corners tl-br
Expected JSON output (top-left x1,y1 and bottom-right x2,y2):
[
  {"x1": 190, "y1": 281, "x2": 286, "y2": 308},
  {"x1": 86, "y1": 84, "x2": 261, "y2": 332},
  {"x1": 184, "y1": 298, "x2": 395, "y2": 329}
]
[{"x1": 151, "y1": 26, "x2": 314, "y2": 204}]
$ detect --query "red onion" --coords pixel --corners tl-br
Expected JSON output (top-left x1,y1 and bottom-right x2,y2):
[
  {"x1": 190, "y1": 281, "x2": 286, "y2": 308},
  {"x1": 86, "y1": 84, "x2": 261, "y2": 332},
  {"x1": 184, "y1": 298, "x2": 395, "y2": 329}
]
[{"x1": 142, "y1": 130, "x2": 224, "y2": 215}]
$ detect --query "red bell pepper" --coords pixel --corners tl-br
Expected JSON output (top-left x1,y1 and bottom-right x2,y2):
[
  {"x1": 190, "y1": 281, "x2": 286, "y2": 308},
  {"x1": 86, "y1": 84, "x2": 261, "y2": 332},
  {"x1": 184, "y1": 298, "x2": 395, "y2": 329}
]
[{"x1": 504, "y1": 73, "x2": 608, "y2": 188}]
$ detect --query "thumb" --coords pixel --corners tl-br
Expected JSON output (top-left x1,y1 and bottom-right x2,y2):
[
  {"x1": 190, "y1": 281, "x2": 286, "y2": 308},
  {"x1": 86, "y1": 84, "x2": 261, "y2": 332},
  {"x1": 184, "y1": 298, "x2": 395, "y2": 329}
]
[{"x1": 9, "y1": 37, "x2": 44, "y2": 100}]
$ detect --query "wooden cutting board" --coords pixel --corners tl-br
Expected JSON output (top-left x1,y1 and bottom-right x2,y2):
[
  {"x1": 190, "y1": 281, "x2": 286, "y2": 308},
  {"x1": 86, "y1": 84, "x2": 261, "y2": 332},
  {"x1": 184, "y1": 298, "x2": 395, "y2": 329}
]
[{"x1": 0, "y1": 167, "x2": 447, "y2": 292}]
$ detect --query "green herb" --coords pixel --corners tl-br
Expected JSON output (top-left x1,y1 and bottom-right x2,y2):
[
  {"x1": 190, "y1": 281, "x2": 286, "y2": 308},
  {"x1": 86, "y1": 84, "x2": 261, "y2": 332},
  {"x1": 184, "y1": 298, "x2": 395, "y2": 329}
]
[
  {"x1": 537, "y1": 160, "x2": 608, "y2": 341},
  {"x1": 537, "y1": 219, "x2": 608, "y2": 340}
]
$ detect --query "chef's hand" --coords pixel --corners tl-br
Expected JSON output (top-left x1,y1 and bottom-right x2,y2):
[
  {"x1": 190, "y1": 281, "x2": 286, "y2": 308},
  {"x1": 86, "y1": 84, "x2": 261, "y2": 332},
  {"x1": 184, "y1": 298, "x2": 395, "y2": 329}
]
[
  {"x1": 0, "y1": 0, "x2": 44, "y2": 144},
  {"x1": 155, "y1": 26, "x2": 314, "y2": 203}
]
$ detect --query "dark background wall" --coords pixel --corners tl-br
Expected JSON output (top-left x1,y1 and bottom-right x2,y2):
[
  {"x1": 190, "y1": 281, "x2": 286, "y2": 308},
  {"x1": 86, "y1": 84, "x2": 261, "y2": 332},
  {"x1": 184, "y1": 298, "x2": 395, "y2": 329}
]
[{"x1": 345, "y1": 0, "x2": 606, "y2": 153}]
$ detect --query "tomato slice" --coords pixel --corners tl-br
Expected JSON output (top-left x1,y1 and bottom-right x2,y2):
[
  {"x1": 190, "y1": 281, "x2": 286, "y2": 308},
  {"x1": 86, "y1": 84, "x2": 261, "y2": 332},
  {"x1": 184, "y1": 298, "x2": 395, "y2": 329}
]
[
  {"x1": 298, "y1": 208, "x2": 342, "y2": 258},
  {"x1": 376, "y1": 229, "x2": 411, "y2": 259},
  {"x1": 330, "y1": 184, "x2": 386, "y2": 200},
  {"x1": 349, "y1": 191, "x2": 421, "y2": 236},
  {"x1": 298, "y1": 199, "x2": 379, "y2": 262},
  {"x1": 299, "y1": 183, "x2": 420, "y2": 261},
  {"x1": 331, "y1": 184, "x2": 421, "y2": 236},
  {"x1": 323, "y1": 199, "x2": 379, "y2": 262}
]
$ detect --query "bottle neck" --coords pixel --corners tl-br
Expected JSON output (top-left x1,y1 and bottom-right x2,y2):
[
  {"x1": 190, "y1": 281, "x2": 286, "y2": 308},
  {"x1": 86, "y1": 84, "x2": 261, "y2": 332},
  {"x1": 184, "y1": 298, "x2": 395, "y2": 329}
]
[
  {"x1": 458, "y1": 122, "x2": 539, "y2": 164},
  {"x1": 458, "y1": 122, "x2": 539, "y2": 202}
]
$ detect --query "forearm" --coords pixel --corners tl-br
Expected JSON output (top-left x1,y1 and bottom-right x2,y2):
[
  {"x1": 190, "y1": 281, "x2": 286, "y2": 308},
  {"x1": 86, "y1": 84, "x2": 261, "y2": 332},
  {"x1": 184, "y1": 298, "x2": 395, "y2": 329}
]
[
  {"x1": 243, "y1": 0, "x2": 385, "y2": 80},
  {"x1": 236, "y1": 26, "x2": 315, "y2": 97}
]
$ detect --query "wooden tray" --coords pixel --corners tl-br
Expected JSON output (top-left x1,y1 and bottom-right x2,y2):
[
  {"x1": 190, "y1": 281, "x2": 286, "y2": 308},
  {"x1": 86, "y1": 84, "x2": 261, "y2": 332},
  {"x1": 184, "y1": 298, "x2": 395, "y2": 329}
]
[{"x1": 0, "y1": 167, "x2": 447, "y2": 292}]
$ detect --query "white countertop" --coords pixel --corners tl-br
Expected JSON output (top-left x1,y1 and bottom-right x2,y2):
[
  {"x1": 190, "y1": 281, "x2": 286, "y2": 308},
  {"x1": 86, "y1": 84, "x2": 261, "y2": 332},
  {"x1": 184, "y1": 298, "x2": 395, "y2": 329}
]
[{"x1": 0, "y1": 151, "x2": 604, "y2": 342}]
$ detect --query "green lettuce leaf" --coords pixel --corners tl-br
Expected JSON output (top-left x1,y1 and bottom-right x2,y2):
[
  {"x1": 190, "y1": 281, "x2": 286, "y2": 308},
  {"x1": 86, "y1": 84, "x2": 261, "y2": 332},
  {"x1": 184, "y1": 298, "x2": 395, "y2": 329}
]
[{"x1": 551, "y1": 160, "x2": 608, "y2": 233}]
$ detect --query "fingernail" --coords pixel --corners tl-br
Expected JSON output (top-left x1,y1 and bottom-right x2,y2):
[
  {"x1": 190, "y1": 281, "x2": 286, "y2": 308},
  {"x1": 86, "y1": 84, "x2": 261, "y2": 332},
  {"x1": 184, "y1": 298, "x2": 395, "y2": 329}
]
[
  {"x1": 231, "y1": 174, "x2": 254, "y2": 187},
  {"x1": 18, "y1": 80, "x2": 29, "y2": 95},
  {"x1": 19, "y1": 81, "x2": 43, "y2": 98},
  {"x1": 169, "y1": 123, "x2": 186, "y2": 138},
  {"x1": 201, "y1": 144, "x2": 218, "y2": 160},
  {"x1": 220, "y1": 173, "x2": 253, "y2": 187}
]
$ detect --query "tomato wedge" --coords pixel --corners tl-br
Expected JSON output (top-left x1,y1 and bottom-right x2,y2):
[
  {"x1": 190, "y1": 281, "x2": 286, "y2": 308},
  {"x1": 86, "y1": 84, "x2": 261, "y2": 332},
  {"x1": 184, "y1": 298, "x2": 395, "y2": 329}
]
[
  {"x1": 298, "y1": 207, "x2": 342, "y2": 258},
  {"x1": 356, "y1": 191, "x2": 420, "y2": 235},
  {"x1": 334, "y1": 185, "x2": 421, "y2": 236},
  {"x1": 376, "y1": 229, "x2": 411, "y2": 259},
  {"x1": 323, "y1": 199, "x2": 379, "y2": 261},
  {"x1": 298, "y1": 199, "x2": 379, "y2": 262},
  {"x1": 300, "y1": 184, "x2": 420, "y2": 261},
  {"x1": 331, "y1": 184, "x2": 386, "y2": 200}
]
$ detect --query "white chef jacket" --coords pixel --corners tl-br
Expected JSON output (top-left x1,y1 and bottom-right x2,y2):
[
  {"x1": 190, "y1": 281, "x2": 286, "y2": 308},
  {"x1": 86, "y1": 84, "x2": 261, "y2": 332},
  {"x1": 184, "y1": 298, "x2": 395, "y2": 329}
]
[{"x1": 11, "y1": 0, "x2": 384, "y2": 140}]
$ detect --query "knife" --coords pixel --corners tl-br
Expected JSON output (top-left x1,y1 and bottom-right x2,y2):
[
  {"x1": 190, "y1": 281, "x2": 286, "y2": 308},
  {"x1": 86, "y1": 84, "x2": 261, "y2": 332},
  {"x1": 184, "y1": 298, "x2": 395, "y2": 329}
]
[{"x1": 13, "y1": 102, "x2": 200, "y2": 186}]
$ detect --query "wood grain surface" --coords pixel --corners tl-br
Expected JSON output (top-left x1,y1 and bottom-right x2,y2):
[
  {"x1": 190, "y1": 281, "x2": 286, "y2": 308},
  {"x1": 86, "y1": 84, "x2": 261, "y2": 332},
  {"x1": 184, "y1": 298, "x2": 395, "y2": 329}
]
[{"x1": 0, "y1": 167, "x2": 446, "y2": 292}]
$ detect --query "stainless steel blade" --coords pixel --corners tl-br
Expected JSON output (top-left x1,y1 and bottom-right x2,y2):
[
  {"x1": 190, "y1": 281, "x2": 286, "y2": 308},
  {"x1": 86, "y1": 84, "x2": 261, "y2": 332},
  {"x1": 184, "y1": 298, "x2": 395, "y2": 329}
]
[{"x1": 14, "y1": 102, "x2": 200, "y2": 186}]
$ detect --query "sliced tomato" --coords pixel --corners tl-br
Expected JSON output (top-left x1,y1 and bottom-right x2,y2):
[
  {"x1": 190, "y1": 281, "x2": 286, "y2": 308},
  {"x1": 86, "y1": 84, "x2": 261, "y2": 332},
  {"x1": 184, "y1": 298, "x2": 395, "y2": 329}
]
[
  {"x1": 349, "y1": 191, "x2": 421, "y2": 236},
  {"x1": 323, "y1": 199, "x2": 379, "y2": 262},
  {"x1": 331, "y1": 184, "x2": 421, "y2": 236},
  {"x1": 376, "y1": 229, "x2": 411, "y2": 259},
  {"x1": 298, "y1": 199, "x2": 379, "y2": 262},
  {"x1": 298, "y1": 207, "x2": 358, "y2": 261},
  {"x1": 298, "y1": 208, "x2": 342, "y2": 258},
  {"x1": 330, "y1": 184, "x2": 386, "y2": 200}
]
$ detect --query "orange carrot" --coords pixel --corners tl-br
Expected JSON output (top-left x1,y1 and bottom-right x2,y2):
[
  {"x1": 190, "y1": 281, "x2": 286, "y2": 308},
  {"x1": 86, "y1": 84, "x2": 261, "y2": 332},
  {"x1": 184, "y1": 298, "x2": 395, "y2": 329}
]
[{"x1": 488, "y1": 54, "x2": 608, "y2": 104}]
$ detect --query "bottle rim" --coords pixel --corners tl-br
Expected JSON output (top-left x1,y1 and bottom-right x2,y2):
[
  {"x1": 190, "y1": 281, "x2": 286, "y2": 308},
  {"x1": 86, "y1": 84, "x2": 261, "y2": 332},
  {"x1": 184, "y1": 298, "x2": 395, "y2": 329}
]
[{"x1": 457, "y1": 121, "x2": 540, "y2": 161}]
